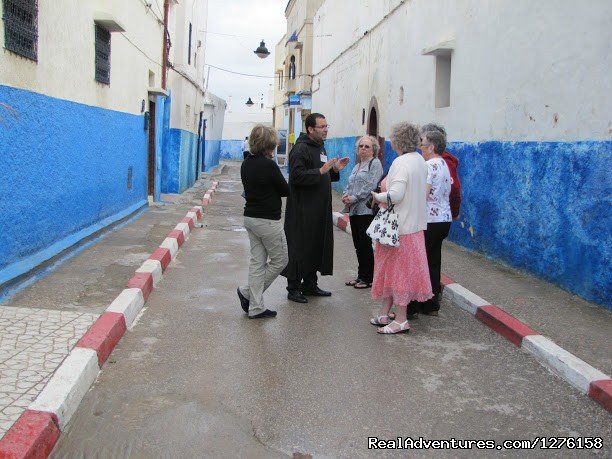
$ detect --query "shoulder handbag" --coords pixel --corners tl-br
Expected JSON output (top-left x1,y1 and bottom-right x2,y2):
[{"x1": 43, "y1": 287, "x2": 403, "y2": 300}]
[
  {"x1": 366, "y1": 194, "x2": 400, "y2": 247},
  {"x1": 365, "y1": 171, "x2": 386, "y2": 215}
]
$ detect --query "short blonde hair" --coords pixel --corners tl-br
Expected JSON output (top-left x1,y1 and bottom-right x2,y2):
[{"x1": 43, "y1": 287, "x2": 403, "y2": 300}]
[
  {"x1": 390, "y1": 122, "x2": 420, "y2": 153},
  {"x1": 355, "y1": 135, "x2": 380, "y2": 157},
  {"x1": 249, "y1": 125, "x2": 279, "y2": 157}
]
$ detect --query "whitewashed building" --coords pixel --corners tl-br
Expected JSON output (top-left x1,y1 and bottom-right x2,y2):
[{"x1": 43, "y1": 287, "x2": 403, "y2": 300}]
[
  {"x1": 311, "y1": 0, "x2": 612, "y2": 307},
  {"x1": 0, "y1": 0, "x2": 224, "y2": 293},
  {"x1": 164, "y1": 0, "x2": 225, "y2": 191}
]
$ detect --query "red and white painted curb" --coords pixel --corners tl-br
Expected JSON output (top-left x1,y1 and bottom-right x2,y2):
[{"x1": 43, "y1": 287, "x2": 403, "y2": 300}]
[
  {"x1": 202, "y1": 180, "x2": 219, "y2": 206},
  {"x1": 332, "y1": 212, "x2": 612, "y2": 413},
  {"x1": 0, "y1": 202, "x2": 208, "y2": 458},
  {"x1": 331, "y1": 212, "x2": 351, "y2": 235}
]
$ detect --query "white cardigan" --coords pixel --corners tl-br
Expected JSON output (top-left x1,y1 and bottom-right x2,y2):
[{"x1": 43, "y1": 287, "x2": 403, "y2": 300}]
[{"x1": 373, "y1": 152, "x2": 428, "y2": 235}]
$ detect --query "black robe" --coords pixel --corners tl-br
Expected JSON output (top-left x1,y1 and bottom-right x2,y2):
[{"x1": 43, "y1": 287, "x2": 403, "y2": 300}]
[{"x1": 282, "y1": 133, "x2": 339, "y2": 280}]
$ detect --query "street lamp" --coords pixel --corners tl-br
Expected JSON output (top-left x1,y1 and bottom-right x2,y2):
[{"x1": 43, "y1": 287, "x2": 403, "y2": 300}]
[
  {"x1": 254, "y1": 40, "x2": 270, "y2": 59},
  {"x1": 245, "y1": 97, "x2": 254, "y2": 107}
]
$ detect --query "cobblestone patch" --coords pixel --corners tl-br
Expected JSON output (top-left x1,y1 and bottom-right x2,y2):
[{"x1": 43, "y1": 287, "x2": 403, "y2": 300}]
[{"x1": 0, "y1": 306, "x2": 98, "y2": 439}]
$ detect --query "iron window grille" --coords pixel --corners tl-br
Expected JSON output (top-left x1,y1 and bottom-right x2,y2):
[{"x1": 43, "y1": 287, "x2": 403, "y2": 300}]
[
  {"x1": 95, "y1": 24, "x2": 111, "y2": 85},
  {"x1": 2, "y1": 0, "x2": 38, "y2": 61}
]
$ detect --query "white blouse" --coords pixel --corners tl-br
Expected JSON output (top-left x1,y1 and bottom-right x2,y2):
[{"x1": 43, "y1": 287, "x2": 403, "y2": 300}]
[{"x1": 373, "y1": 152, "x2": 428, "y2": 235}]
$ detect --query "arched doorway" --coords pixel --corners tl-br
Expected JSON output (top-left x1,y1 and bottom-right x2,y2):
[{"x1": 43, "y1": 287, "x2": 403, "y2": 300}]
[{"x1": 367, "y1": 96, "x2": 385, "y2": 167}]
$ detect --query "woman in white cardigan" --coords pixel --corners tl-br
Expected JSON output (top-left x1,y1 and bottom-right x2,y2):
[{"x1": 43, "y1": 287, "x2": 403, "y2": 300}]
[{"x1": 369, "y1": 122, "x2": 433, "y2": 334}]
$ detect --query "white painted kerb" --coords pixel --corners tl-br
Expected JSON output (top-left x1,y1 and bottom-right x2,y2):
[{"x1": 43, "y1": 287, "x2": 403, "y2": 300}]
[
  {"x1": 442, "y1": 283, "x2": 489, "y2": 315},
  {"x1": 522, "y1": 335, "x2": 610, "y2": 394},
  {"x1": 175, "y1": 222, "x2": 190, "y2": 239},
  {"x1": 29, "y1": 347, "x2": 100, "y2": 429},
  {"x1": 136, "y1": 259, "x2": 163, "y2": 287},
  {"x1": 160, "y1": 237, "x2": 179, "y2": 259},
  {"x1": 105, "y1": 288, "x2": 145, "y2": 328}
]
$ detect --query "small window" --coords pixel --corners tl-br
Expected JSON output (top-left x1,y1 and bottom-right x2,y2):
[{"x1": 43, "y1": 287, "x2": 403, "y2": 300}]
[
  {"x1": 289, "y1": 55, "x2": 296, "y2": 80},
  {"x1": 435, "y1": 55, "x2": 451, "y2": 108},
  {"x1": 2, "y1": 0, "x2": 38, "y2": 61},
  {"x1": 188, "y1": 22, "x2": 192, "y2": 65},
  {"x1": 95, "y1": 24, "x2": 111, "y2": 85}
]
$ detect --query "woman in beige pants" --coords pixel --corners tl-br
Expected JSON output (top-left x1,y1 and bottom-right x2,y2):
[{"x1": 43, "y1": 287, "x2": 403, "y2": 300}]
[{"x1": 237, "y1": 125, "x2": 290, "y2": 319}]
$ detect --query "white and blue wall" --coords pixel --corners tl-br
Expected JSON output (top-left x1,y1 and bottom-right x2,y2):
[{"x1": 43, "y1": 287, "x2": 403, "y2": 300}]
[
  {"x1": 217, "y1": 106, "x2": 274, "y2": 162},
  {"x1": 163, "y1": 0, "x2": 225, "y2": 188},
  {"x1": 0, "y1": 1, "x2": 165, "y2": 289},
  {"x1": 315, "y1": 0, "x2": 612, "y2": 308}
]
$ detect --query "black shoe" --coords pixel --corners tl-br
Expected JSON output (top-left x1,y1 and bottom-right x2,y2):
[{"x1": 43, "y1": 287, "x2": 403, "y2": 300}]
[
  {"x1": 248, "y1": 309, "x2": 277, "y2": 319},
  {"x1": 287, "y1": 291, "x2": 308, "y2": 303},
  {"x1": 302, "y1": 287, "x2": 332, "y2": 297},
  {"x1": 237, "y1": 288, "x2": 249, "y2": 313}
]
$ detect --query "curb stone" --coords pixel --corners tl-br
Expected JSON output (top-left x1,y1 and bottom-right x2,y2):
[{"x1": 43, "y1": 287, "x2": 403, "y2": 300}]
[
  {"x1": 331, "y1": 212, "x2": 612, "y2": 412},
  {"x1": 0, "y1": 201, "x2": 208, "y2": 458}
]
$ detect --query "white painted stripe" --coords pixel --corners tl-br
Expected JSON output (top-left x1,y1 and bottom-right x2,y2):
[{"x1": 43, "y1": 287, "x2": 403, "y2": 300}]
[
  {"x1": 29, "y1": 347, "x2": 99, "y2": 429},
  {"x1": 186, "y1": 211, "x2": 198, "y2": 223},
  {"x1": 203, "y1": 193, "x2": 211, "y2": 202},
  {"x1": 160, "y1": 237, "x2": 179, "y2": 259},
  {"x1": 175, "y1": 222, "x2": 190, "y2": 239},
  {"x1": 443, "y1": 283, "x2": 489, "y2": 315},
  {"x1": 332, "y1": 212, "x2": 341, "y2": 226},
  {"x1": 344, "y1": 221, "x2": 352, "y2": 235},
  {"x1": 105, "y1": 288, "x2": 145, "y2": 327},
  {"x1": 212, "y1": 181, "x2": 219, "y2": 187},
  {"x1": 135, "y1": 259, "x2": 163, "y2": 287},
  {"x1": 522, "y1": 335, "x2": 610, "y2": 394},
  {"x1": 191, "y1": 205, "x2": 203, "y2": 214}
]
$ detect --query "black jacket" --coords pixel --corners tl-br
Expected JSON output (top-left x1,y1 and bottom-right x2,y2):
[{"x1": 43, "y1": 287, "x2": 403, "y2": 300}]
[{"x1": 282, "y1": 133, "x2": 339, "y2": 279}]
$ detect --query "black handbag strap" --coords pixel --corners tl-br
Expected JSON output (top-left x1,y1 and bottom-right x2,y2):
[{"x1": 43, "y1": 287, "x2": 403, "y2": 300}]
[{"x1": 385, "y1": 194, "x2": 395, "y2": 213}]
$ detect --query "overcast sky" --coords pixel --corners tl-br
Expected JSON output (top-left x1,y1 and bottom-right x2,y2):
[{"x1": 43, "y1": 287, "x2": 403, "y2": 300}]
[{"x1": 205, "y1": 0, "x2": 287, "y2": 113}]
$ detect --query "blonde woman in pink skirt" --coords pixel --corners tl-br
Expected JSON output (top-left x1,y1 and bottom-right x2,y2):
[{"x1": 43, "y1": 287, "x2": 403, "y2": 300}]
[{"x1": 369, "y1": 122, "x2": 433, "y2": 334}]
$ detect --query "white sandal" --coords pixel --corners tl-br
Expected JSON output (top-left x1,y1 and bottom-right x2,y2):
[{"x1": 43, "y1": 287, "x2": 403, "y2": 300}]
[
  {"x1": 377, "y1": 320, "x2": 410, "y2": 334},
  {"x1": 370, "y1": 312, "x2": 396, "y2": 326},
  {"x1": 370, "y1": 315, "x2": 391, "y2": 326}
]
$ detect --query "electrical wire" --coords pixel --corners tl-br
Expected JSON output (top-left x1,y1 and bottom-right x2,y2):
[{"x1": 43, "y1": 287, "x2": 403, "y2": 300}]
[
  {"x1": 200, "y1": 30, "x2": 332, "y2": 39},
  {"x1": 119, "y1": 32, "x2": 162, "y2": 68},
  {"x1": 205, "y1": 64, "x2": 312, "y2": 81}
]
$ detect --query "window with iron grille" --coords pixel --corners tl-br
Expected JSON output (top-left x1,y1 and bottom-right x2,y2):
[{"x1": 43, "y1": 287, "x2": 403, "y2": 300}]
[
  {"x1": 2, "y1": 0, "x2": 38, "y2": 61},
  {"x1": 95, "y1": 24, "x2": 111, "y2": 85}
]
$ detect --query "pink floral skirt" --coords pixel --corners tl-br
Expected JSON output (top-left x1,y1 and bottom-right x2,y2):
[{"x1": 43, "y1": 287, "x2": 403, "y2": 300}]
[{"x1": 371, "y1": 231, "x2": 433, "y2": 305}]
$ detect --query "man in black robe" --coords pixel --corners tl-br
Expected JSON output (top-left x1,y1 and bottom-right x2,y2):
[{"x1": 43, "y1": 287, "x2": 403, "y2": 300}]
[{"x1": 282, "y1": 113, "x2": 349, "y2": 303}]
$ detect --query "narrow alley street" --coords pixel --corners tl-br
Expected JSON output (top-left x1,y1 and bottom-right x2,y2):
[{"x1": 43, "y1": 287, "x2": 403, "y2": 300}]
[{"x1": 46, "y1": 163, "x2": 610, "y2": 457}]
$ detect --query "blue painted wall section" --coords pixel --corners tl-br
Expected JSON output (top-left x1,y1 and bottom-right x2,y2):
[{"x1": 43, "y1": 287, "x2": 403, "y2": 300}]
[
  {"x1": 161, "y1": 128, "x2": 199, "y2": 193},
  {"x1": 203, "y1": 139, "x2": 221, "y2": 171},
  {"x1": 0, "y1": 84, "x2": 148, "y2": 285},
  {"x1": 325, "y1": 136, "x2": 612, "y2": 308},
  {"x1": 220, "y1": 140, "x2": 243, "y2": 161}
]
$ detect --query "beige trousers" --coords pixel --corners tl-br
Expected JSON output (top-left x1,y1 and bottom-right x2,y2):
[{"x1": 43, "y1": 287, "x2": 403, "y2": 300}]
[{"x1": 239, "y1": 216, "x2": 288, "y2": 316}]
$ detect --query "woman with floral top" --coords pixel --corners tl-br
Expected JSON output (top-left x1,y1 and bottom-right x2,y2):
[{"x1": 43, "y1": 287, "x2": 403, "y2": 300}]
[
  {"x1": 341, "y1": 135, "x2": 384, "y2": 289},
  {"x1": 410, "y1": 129, "x2": 452, "y2": 316}
]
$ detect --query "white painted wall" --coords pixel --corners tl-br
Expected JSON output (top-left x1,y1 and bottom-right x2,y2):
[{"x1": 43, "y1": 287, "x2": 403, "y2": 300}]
[
  {"x1": 312, "y1": 0, "x2": 612, "y2": 141},
  {"x1": 0, "y1": 0, "x2": 164, "y2": 115},
  {"x1": 203, "y1": 91, "x2": 225, "y2": 140},
  {"x1": 167, "y1": 0, "x2": 216, "y2": 133},
  {"x1": 222, "y1": 108, "x2": 273, "y2": 140}
]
